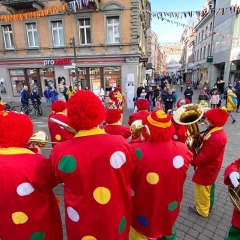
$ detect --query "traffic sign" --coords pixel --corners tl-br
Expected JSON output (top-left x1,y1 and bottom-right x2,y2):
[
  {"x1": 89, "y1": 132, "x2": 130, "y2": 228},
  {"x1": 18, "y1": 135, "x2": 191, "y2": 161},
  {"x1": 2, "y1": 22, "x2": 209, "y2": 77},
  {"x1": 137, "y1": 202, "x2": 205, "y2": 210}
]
[{"x1": 64, "y1": 66, "x2": 75, "y2": 69}]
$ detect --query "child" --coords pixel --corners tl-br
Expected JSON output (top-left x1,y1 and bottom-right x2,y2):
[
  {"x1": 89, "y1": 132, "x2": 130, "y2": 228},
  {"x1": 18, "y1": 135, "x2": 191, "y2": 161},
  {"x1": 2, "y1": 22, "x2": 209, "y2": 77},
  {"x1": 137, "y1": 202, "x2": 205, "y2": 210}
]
[
  {"x1": 210, "y1": 90, "x2": 220, "y2": 108},
  {"x1": 180, "y1": 80, "x2": 184, "y2": 92},
  {"x1": 172, "y1": 89, "x2": 178, "y2": 110},
  {"x1": 155, "y1": 96, "x2": 163, "y2": 110}
]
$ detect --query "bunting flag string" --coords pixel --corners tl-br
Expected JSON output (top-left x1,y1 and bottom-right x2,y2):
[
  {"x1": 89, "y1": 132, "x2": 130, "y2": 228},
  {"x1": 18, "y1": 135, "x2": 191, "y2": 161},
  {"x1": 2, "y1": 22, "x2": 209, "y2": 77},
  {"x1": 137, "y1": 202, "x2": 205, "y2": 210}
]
[
  {"x1": 0, "y1": 4, "x2": 66, "y2": 22},
  {"x1": 158, "y1": 42, "x2": 181, "y2": 46},
  {"x1": 141, "y1": 4, "x2": 240, "y2": 18}
]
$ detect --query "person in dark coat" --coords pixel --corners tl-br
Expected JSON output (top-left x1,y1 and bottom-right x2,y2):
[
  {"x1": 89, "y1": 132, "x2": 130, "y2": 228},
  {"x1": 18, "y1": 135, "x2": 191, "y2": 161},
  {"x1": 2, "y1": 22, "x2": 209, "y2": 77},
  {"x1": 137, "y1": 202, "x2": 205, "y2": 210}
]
[
  {"x1": 145, "y1": 87, "x2": 155, "y2": 111},
  {"x1": 136, "y1": 83, "x2": 144, "y2": 99},
  {"x1": 164, "y1": 90, "x2": 176, "y2": 113},
  {"x1": 184, "y1": 86, "x2": 194, "y2": 103}
]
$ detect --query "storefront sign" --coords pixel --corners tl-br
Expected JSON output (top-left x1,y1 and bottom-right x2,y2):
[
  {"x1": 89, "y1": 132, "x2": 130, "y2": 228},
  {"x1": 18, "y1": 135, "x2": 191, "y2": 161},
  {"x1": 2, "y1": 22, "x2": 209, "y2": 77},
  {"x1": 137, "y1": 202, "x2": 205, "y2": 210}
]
[
  {"x1": 43, "y1": 58, "x2": 71, "y2": 66},
  {"x1": 207, "y1": 56, "x2": 213, "y2": 63}
]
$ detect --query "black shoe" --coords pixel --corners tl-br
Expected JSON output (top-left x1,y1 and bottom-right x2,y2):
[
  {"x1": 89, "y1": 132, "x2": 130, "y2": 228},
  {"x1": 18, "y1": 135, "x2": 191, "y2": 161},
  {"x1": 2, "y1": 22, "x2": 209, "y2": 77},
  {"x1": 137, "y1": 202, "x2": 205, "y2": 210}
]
[
  {"x1": 188, "y1": 206, "x2": 209, "y2": 217},
  {"x1": 232, "y1": 120, "x2": 236, "y2": 124}
]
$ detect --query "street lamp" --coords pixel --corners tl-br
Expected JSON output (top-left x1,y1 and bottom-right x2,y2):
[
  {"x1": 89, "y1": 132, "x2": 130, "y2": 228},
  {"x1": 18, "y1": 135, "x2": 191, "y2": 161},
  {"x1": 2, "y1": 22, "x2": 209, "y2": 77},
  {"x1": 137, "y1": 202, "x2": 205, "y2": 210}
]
[
  {"x1": 197, "y1": 63, "x2": 200, "y2": 80},
  {"x1": 69, "y1": 37, "x2": 79, "y2": 88}
]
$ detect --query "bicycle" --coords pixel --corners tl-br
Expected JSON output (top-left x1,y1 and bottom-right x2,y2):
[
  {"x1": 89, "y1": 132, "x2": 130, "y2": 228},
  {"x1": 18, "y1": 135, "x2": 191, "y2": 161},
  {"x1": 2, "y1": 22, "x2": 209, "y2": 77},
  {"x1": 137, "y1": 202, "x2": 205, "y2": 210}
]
[
  {"x1": 5, "y1": 101, "x2": 19, "y2": 112},
  {"x1": 32, "y1": 101, "x2": 42, "y2": 116},
  {"x1": 21, "y1": 104, "x2": 38, "y2": 119}
]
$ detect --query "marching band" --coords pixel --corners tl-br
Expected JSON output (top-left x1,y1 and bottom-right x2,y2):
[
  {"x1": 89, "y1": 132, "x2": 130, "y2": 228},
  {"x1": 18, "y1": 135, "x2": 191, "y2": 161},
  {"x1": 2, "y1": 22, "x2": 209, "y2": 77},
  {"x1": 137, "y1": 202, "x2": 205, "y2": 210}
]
[{"x1": 0, "y1": 87, "x2": 239, "y2": 240}]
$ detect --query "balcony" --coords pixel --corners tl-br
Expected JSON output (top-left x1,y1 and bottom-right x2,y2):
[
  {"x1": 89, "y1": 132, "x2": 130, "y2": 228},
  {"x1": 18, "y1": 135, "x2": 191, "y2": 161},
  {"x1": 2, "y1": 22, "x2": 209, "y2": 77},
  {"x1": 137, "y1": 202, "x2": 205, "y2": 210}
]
[{"x1": 0, "y1": 0, "x2": 44, "y2": 13}]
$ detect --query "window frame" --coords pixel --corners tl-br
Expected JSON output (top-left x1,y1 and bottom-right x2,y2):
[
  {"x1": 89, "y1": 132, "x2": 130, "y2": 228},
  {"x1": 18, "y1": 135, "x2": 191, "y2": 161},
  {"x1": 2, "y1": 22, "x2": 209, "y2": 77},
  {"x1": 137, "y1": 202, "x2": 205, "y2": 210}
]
[
  {"x1": 51, "y1": 20, "x2": 64, "y2": 47},
  {"x1": 1, "y1": 24, "x2": 14, "y2": 49},
  {"x1": 104, "y1": 11, "x2": 122, "y2": 44},
  {"x1": 25, "y1": 22, "x2": 39, "y2": 48},
  {"x1": 78, "y1": 18, "x2": 91, "y2": 45}
]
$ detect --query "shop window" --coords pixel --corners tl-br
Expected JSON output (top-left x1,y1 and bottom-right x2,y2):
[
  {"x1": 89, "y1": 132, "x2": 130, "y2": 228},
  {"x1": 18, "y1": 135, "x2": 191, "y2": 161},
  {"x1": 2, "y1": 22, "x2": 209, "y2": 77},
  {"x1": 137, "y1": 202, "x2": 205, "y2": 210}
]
[
  {"x1": 107, "y1": 17, "x2": 120, "y2": 43},
  {"x1": 79, "y1": 19, "x2": 91, "y2": 44},
  {"x1": 69, "y1": 67, "x2": 87, "y2": 89},
  {"x1": 104, "y1": 67, "x2": 121, "y2": 94},
  {"x1": 40, "y1": 67, "x2": 56, "y2": 91},
  {"x1": 51, "y1": 21, "x2": 64, "y2": 47},
  {"x1": 26, "y1": 23, "x2": 39, "y2": 47},
  {"x1": 9, "y1": 69, "x2": 26, "y2": 97},
  {"x1": 2, "y1": 25, "x2": 14, "y2": 49},
  {"x1": 90, "y1": 67, "x2": 101, "y2": 94}
]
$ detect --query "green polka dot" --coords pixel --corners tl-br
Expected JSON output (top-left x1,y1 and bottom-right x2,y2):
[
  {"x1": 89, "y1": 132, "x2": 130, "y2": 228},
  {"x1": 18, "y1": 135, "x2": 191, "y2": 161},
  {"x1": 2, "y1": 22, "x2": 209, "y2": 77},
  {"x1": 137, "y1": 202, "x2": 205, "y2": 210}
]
[
  {"x1": 29, "y1": 232, "x2": 45, "y2": 240},
  {"x1": 168, "y1": 201, "x2": 178, "y2": 211},
  {"x1": 134, "y1": 148, "x2": 142, "y2": 160},
  {"x1": 118, "y1": 216, "x2": 126, "y2": 233},
  {"x1": 58, "y1": 155, "x2": 77, "y2": 173}
]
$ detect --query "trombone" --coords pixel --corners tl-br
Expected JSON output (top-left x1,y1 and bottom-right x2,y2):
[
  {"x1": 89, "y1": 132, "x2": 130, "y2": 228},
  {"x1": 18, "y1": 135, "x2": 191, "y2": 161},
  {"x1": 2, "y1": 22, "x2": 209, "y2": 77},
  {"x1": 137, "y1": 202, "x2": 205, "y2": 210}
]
[{"x1": 29, "y1": 130, "x2": 57, "y2": 150}]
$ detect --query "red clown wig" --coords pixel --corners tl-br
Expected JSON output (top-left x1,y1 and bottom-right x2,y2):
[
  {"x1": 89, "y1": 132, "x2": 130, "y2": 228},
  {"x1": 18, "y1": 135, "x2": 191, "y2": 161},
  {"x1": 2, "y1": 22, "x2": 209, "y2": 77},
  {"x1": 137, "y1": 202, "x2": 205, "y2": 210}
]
[
  {"x1": 0, "y1": 112, "x2": 33, "y2": 148},
  {"x1": 177, "y1": 98, "x2": 190, "y2": 108},
  {"x1": 51, "y1": 100, "x2": 67, "y2": 113},
  {"x1": 136, "y1": 99, "x2": 150, "y2": 111},
  {"x1": 205, "y1": 107, "x2": 228, "y2": 127},
  {"x1": 68, "y1": 90, "x2": 106, "y2": 131},
  {"x1": 142, "y1": 110, "x2": 175, "y2": 142},
  {"x1": 105, "y1": 109, "x2": 121, "y2": 124}
]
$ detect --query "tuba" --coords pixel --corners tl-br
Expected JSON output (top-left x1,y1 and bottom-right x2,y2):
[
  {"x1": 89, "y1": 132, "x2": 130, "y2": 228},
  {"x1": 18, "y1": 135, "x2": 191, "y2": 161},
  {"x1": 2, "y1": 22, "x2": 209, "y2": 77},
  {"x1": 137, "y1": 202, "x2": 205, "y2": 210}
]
[
  {"x1": 173, "y1": 104, "x2": 204, "y2": 154},
  {"x1": 50, "y1": 118, "x2": 77, "y2": 135},
  {"x1": 130, "y1": 120, "x2": 151, "y2": 141},
  {"x1": 228, "y1": 182, "x2": 240, "y2": 212}
]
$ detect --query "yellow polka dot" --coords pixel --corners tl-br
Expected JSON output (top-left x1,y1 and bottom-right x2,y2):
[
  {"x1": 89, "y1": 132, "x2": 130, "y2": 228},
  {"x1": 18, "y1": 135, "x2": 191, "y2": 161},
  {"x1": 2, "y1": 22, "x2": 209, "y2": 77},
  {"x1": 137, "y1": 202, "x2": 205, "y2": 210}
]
[
  {"x1": 55, "y1": 134, "x2": 61, "y2": 141},
  {"x1": 93, "y1": 187, "x2": 111, "y2": 205},
  {"x1": 82, "y1": 236, "x2": 97, "y2": 240},
  {"x1": 12, "y1": 212, "x2": 28, "y2": 224},
  {"x1": 146, "y1": 172, "x2": 159, "y2": 185}
]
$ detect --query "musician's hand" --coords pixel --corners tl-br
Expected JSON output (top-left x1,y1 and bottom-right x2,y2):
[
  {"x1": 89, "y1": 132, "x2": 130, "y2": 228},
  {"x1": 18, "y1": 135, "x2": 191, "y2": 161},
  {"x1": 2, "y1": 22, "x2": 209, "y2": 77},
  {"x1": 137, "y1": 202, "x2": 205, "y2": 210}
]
[{"x1": 230, "y1": 172, "x2": 240, "y2": 188}]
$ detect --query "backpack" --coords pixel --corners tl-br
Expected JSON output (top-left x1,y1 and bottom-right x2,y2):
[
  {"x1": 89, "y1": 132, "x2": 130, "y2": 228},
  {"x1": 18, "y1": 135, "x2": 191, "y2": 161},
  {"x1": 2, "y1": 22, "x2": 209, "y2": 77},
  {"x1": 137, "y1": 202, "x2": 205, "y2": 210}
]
[{"x1": 232, "y1": 97, "x2": 237, "y2": 105}]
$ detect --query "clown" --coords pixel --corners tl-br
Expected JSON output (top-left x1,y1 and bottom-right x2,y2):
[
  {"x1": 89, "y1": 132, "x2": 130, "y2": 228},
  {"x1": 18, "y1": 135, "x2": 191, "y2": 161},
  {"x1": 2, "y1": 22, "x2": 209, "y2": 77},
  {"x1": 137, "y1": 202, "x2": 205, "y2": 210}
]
[
  {"x1": 171, "y1": 98, "x2": 190, "y2": 144},
  {"x1": 50, "y1": 90, "x2": 138, "y2": 240},
  {"x1": 224, "y1": 160, "x2": 240, "y2": 240},
  {"x1": 128, "y1": 99, "x2": 150, "y2": 126},
  {"x1": 189, "y1": 108, "x2": 228, "y2": 217},
  {"x1": 109, "y1": 87, "x2": 123, "y2": 109},
  {"x1": 0, "y1": 105, "x2": 62, "y2": 239},
  {"x1": 48, "y1": 100, "x2": 74, "y2": 148},
  {"x1": 108, "y1": 99, "x2": 117, "y2": 109},
  {"x1": 130, "y1": 110, "x2": 192, "y2": 239},
  {"x1": 101, "y1": 109, "x2": 131, "y2": 139}
]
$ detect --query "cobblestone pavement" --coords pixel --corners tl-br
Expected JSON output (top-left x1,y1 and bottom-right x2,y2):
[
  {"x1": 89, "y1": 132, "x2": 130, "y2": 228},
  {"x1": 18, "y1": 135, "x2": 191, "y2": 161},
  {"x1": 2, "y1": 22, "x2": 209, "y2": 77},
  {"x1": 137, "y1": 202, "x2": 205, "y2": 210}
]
[{"x1": 30, "y1": 85, "x2": 240, "y2": 240}]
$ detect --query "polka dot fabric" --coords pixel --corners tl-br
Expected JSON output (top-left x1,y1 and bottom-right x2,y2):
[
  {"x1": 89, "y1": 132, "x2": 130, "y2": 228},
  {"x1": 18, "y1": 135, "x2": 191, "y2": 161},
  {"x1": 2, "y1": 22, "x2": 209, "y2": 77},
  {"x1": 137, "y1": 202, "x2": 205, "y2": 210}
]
[
  {"x1": 0, "y1": 152, "x2": 62, "y2": 239},
  {"x1": 50, "y1": 133, "x2": 138, "y2": 239},
  {"x1": 131, "y1": 141, "x2": 192, "y2": 237}
]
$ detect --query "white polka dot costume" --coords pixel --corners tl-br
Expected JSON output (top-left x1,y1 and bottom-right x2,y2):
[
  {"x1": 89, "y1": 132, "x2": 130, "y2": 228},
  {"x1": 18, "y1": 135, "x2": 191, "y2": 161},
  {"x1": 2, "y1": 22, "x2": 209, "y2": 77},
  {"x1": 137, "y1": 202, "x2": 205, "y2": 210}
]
[{"x1": 50, "y1": 130, "x2": 138, "y2": 240}]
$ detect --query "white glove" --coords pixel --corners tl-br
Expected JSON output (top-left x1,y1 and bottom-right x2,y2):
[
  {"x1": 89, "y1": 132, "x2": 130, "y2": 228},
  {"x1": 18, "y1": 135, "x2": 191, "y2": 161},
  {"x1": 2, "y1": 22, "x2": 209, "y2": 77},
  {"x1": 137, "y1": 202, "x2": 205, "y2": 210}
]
[{"x1": 229, "y1": 172, "x2": 240, "y2": 188}]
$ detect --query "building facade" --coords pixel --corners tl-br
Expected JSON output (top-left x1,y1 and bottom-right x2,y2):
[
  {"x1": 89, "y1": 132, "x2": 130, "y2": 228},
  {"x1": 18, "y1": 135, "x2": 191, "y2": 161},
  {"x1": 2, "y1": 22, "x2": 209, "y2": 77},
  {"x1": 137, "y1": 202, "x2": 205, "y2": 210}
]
[{"x1": 0, "y1": 0, "x2": 150, "y2": 108}]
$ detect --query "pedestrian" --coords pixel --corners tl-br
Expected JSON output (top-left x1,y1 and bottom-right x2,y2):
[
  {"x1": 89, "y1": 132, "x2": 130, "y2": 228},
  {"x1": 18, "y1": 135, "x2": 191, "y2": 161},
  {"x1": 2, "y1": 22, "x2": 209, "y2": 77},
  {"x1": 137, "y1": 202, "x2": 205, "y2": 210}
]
[
  {"x1": 198, "y1": 90, "x2": 209, "y2": 102},
  {"x1": 224, "y1": 159, "x2": 240, "y2": 240},
  {"x1": 66, "y1": 86, "x2": 76, "y2": 100},
  {"x1": 164, "y1": 90, "x2": 176, "y2": 113},
  {"x1": 236, "y1": 86, "x2": 240, "y2": 113},
  {"x1": 226, "y1": 90, "x2": 237, "y2": 123},
  {"x1": 0, "y1": 106, "x2": 62, "y2": 239},
  {"x1": 48, "y1": 100, "x2": 74, "y2": 148},
  {"x1": 172, "y1": 88, "x2": 178, "y2": 110},
  {"x1": 50, "y1": 90, "x2": 137, "y2": 240},
  {"x1": 180, "y1": 80, "x2": 184, "y2": 92},
  {"x1": 50, "y1": 87, "x2": 59, "y2": 103},
  {"x1": 184, "y1": 86, "x2": 194, "y2": 103},
  {"x1": 136, "y1": 83, "x2": 144, "y2": 99},
  {"x1": 217, "y1": 79, "x2": 225, "y2": 101},
  {"x1": 20, "y1": 85, "x2": 30, "y2": 108},
  {"x1": 63, "y1": 86, "x2": 69, "y2": 102},
  {"x1": 155, "y1": 96, "x2": 164, "y2": 110},
  {"x1": 209, "y1": 90, "x2": 220, "y2": 109},
  {"x1": 43, "y1": 86, "x2": 52, "y2": 106},
  {"x1": 139, "y1": 88, "x2": 147, "y2": 99},
  {"x1": 101, "y1": 109, "x2": 131, "y2": 139},
  {"x1": 129, "y1": 110, "x2": 192, "y2": 239},
  {"x1": 30, "y1": 88, "x2": 41, "y2": 115},
  {"x1": 145, "y1": 86, "x2": 155, "y2": 111},
  {"x1": 189, "y1": 108, "x2": 228, "y2": 218}
]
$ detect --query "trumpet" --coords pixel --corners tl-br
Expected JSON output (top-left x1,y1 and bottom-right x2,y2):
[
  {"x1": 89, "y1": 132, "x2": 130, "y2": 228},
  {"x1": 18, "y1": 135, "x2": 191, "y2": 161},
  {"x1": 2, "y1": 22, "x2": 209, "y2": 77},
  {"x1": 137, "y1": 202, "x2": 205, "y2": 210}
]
[
  {"x1": 130, "y1": 120, "x2": 151, "y2": 141},
  {"x1": 29, "y1": 130, "x2": 57, "y2": 150},
  {"x1": 50, "y1": 118, "x2": 77, "y2": 135}
]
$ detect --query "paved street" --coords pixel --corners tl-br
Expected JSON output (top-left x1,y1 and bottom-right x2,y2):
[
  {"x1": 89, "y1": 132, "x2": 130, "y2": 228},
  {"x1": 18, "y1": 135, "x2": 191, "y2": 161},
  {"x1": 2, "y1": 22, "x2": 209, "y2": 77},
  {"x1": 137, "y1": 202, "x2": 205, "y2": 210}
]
[{"x1": 29, "y1": 85, "x2": 240, "y2": 240}]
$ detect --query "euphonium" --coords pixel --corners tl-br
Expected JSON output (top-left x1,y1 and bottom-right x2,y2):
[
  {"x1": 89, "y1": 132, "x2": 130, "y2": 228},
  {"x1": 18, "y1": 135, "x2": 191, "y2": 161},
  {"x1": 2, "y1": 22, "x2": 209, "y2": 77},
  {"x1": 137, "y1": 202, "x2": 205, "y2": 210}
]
[
  {"x1": 173, "y1": 104, "x2": 204, "y2": 154},
  {"x1": 50, "y1": 118, "x2": 77, "y2": 135},
  {"x1": 130, "y1": 120, "x2": 151, "y2": 141},
  {"x1": 228, "y1": 180, "x2": 240, "y2": 212}
]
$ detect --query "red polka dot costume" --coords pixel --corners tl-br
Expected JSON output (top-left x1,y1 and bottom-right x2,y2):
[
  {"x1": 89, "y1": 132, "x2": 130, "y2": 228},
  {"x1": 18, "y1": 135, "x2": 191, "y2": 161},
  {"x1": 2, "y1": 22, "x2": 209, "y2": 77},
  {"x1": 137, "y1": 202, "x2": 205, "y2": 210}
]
[
  {"x1": 128, "y1": 99, "x2": 150, "y2": 126},
  {"x1": 130, "y1": 110, "x2": 192, "y2": 239},
  {"x1": 224, "y1": 159, "x2": 240, "y2": 239},
  {"x1": 48, "y1": 100, "x2": 74, "y2": 148},
  {"x1": 102, "y1": 109, "x2": 131, "y2": 139},
  {"x1": 50, "y1": 90, "x2": 138, "y2": 240},
  {"x1": 0, "y1": 110, "x2": 62, "y2": 240}
]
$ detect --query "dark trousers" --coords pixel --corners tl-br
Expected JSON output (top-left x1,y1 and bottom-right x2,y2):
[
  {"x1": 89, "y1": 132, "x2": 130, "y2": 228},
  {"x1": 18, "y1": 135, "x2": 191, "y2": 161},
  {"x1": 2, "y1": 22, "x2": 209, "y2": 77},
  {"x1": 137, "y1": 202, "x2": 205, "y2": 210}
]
[{"x1": 237, "y1": 100, "x2": 240, "y2": 110}]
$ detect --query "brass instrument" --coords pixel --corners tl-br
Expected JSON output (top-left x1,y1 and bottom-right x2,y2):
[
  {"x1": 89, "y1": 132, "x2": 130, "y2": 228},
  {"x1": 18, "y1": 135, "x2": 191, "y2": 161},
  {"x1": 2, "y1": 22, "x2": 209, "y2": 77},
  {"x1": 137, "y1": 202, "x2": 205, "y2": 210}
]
[
  {"x1": 229, "y1": 182, "x2": 240, "y2": 212},
  {"x1": 173, "y1": 104, "x2": 204, "y2": 154},
  {"x1": 50, "y1": 118, "x2": 77, "y2": 135},
  {"x1": 130, "y1": 120, "x2": 151, "y2": 141},
  {"x1": 29, "y1": 130, "x2": 57, "y2": 150}
]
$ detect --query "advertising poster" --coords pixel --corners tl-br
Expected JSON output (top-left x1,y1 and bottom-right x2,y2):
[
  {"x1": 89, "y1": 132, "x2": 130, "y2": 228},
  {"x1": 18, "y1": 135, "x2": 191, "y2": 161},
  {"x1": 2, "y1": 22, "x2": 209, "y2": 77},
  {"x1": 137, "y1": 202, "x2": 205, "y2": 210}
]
[
  {"x1": 126, "y1": 73, "x2": 135, "y2": 109},
  {"x1": 91, "y1": 79, "x2": 101, "y2": 96},
  {"x1": 109, "y1": 80, "x2": 117, "y2": 87}
]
